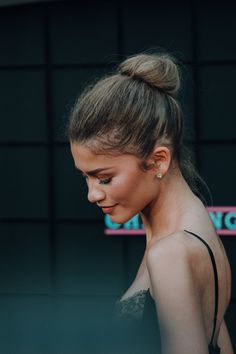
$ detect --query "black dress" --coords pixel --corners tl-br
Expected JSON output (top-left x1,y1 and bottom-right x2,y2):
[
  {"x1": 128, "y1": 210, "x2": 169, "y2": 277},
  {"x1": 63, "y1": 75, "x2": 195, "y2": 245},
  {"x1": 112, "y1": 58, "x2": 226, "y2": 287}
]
[{"x1": 114, "y1": 230, "x2": 221, "y2": 354}]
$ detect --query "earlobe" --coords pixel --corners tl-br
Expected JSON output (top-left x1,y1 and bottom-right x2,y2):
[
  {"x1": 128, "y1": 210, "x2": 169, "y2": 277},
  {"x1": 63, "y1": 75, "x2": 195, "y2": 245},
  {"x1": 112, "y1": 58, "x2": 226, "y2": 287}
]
[{"x1": 151, "y1": 146, "x2": 172, "y2": 176}]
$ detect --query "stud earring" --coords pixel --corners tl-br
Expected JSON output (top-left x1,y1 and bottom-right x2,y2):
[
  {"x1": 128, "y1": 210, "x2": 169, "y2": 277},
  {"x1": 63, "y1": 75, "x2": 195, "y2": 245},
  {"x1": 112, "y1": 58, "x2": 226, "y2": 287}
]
[{"x1": 156, "y1": 172, "x2": 162, "y2": 179}]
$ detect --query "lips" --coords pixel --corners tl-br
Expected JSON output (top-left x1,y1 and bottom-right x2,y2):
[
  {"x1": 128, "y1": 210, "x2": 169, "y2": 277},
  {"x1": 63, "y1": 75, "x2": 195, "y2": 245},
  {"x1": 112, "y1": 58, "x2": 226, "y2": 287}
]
[{"x1": 100, "y1": 204, "x2": 117, "y2": 214}]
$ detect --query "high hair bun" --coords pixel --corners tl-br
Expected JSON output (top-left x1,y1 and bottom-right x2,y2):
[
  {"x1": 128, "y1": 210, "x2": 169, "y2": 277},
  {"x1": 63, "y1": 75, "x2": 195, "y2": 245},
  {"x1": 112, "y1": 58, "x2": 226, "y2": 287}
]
[{"x1": 118, "y1": 53, "x2": 180, "y2": 96}]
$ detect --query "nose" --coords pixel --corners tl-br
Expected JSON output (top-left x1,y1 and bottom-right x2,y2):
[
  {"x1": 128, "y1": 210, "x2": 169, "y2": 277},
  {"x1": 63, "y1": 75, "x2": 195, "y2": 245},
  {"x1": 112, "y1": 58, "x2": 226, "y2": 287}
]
[{"x1": 87, "y1": 182, "x2": 106, "y2": 204}]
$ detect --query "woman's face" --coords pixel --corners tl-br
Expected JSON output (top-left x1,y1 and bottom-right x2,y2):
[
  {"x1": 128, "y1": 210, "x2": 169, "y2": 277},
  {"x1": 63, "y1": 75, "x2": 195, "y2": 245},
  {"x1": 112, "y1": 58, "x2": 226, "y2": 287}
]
[{"x1": 70, "y1": 143, "x2": 159, "y2": 224}]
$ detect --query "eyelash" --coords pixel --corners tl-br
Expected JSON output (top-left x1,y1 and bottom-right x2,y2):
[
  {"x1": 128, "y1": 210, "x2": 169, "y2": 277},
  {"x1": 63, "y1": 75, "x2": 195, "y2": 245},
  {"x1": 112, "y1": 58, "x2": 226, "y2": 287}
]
[
  {"x1": 99, "y1": 177, "x2": 112, "y2": 185},
  {"x1": 82, "y1": 175, "x2": 112, "y2": 185}
]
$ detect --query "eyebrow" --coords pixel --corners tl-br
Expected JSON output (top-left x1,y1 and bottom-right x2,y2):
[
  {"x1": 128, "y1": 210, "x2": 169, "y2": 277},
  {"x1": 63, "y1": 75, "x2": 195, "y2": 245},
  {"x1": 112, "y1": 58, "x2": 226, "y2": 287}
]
[{"x1": 74, "y1": 166, "x2": 113, "y2": 176}]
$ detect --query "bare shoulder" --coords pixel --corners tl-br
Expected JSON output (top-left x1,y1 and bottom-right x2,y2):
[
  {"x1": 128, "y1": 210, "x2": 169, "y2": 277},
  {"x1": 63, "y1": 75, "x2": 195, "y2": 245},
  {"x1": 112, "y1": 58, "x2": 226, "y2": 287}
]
[
  {"x1": 146, "y1": 231, "x2": 192, "y2": 268},
  {"x1": 145, "y1": 231, "x2": 233, "y2": 352},
  {"x1": 146, "y1": 231, "x2": 196, "y2": 295},
  {"x1": 146, "y1": 231, "x2": 210, "y2": 352}
]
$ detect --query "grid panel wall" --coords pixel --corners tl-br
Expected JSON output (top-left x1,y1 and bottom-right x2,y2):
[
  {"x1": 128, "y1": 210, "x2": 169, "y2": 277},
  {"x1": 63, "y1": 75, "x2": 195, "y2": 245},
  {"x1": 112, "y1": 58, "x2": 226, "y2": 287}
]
[{"x1": 0, "y1": 1, "x2": 235, "y2": 353}]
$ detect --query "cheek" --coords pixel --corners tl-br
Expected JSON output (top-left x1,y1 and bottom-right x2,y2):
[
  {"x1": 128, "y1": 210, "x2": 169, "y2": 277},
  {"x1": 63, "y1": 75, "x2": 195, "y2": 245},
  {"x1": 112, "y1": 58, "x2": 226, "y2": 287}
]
[
  {"x1": 116, "y1": 176, "x2": 136, "y2": 198},
  {"x1": 111, "y1": 173, "x2": 153, "y2": 204},
  {"x1": 109, "y1": 175, "x2": 132, "y2": 201}
]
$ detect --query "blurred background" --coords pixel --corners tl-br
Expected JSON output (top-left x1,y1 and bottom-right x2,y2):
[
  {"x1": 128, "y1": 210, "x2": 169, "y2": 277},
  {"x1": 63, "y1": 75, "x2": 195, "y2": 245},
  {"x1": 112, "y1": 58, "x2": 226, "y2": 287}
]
[{"x1": 0, "y1": 0, "x2": 235, "y2": 353}]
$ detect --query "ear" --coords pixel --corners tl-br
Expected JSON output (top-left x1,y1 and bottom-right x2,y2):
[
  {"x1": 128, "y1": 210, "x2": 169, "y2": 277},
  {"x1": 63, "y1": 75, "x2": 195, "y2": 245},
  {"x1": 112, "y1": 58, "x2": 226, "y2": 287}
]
[{"x1": 147, "y1": 146, "x2": 172, "y2": 177}]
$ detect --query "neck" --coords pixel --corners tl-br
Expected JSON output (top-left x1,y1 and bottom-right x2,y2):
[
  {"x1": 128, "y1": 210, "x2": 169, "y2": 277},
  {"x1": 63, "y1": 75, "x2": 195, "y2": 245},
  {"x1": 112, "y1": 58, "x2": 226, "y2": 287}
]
[{"x1": 140, "y1": 167, "x2": 200, "y2": 247}]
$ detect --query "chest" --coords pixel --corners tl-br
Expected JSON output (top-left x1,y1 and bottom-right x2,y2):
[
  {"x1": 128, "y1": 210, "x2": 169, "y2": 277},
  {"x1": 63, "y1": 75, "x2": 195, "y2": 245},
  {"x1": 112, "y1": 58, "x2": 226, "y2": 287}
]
[{"x1": 114, "y1": 289, "x2": 161, "y2": 354}]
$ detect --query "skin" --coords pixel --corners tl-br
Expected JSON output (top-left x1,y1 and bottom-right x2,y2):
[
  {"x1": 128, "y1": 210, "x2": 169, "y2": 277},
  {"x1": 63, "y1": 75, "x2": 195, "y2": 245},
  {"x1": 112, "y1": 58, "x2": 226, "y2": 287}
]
[
  {"x1": 70, "y1": 142, "x2": 166, "y2": 225},
  {"x1": 70, "y1": 141, "x2": 233, "y2": 354}
]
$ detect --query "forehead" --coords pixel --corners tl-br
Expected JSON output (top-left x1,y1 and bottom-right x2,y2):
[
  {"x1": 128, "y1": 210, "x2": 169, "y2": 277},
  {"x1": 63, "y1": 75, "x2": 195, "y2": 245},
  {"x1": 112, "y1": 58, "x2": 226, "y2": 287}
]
[{"x1": 70, "y1": 143, "x2": 140, "y2": 172}]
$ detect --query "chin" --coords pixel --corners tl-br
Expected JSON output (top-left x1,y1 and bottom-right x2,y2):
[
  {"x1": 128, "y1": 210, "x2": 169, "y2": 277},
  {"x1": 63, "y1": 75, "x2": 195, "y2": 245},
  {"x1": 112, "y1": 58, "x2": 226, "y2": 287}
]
[{"x1": 109, "y1": 211, "x2": 138, "y2": 225}]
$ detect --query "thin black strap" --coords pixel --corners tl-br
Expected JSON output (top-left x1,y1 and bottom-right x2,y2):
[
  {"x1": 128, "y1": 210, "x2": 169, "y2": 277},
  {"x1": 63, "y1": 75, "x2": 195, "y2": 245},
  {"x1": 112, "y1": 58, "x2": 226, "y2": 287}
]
[{"x1": 184, "y1": 230, "x2": 219, "y2": 345}]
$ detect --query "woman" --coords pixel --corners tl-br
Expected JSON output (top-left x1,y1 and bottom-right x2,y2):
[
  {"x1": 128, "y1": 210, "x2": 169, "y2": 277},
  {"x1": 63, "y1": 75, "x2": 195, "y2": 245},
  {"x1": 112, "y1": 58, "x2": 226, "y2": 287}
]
[{"x1": 68, "y1": 53, "x2": 233, "y2": 354}]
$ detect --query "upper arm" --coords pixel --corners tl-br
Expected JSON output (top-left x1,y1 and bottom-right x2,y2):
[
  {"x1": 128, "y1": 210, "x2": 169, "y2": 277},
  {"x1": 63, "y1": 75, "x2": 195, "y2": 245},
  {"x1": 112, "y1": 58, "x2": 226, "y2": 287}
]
[{"x1": 146, "y1": 238, "x2": 209, "y2": 354}]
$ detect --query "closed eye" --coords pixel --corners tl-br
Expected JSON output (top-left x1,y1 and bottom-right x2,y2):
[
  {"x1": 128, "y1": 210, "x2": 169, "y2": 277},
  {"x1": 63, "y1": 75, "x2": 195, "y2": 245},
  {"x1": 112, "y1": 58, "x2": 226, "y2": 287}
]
[
  {"x1": 99, "y1": 177, "x2": 112, "y2": 185},
  {"x1": 81, "y1": 174, "x2": 112, "y2": 185}
]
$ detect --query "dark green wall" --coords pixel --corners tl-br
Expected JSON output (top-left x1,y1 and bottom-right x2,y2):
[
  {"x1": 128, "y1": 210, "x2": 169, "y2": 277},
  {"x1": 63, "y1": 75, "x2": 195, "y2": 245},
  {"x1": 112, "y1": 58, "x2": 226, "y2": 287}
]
[{"x1": 0, "y1": 1, "x2": 235, "y2": 353}]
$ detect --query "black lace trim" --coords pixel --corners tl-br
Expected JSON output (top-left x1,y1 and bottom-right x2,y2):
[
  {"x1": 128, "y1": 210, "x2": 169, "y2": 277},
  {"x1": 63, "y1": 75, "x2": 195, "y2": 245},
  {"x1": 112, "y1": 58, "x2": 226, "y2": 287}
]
[{"x1": 115, "y1": 289, "x2": 149, "y2": 320}]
